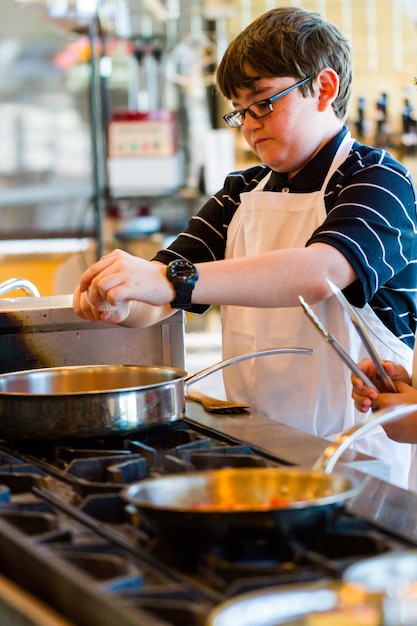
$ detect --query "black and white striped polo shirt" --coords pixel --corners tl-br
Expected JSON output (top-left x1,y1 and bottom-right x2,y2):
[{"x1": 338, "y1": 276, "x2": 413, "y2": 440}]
[{"x1": 154, "y1": 127, "x2": 417, "y2": 348}]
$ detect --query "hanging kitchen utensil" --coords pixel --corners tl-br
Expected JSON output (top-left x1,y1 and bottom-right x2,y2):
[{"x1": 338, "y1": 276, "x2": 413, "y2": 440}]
[
  {"x1": 0, "y1": 347, "x2": 312, "y2": 439},
  {"x1": 122, "y1": 403, "x2": 417, "y2": 541}
]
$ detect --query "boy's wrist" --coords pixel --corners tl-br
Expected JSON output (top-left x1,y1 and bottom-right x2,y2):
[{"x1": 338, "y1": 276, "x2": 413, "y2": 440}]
[{"x1": 166, "y1": 260, "x2": 199, "y2": 310}]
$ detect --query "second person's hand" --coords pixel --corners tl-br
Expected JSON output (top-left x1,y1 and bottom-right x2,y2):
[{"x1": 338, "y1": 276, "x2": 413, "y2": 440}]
[{"x1": 351, "y1": 358, "x2": 411, "y2": 413}]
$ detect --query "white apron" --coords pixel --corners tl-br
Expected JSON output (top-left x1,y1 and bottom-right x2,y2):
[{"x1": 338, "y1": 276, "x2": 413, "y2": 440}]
[
  {"x1": 406, "y1": 344, "x2": 417, "y2": 490},
  {"x1": 222, "y1": 132, "x2": 414, "y2": 489}
]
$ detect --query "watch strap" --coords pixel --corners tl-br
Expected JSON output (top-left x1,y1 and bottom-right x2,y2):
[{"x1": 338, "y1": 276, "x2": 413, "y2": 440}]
[{"x1": 170, "y1": 282, "x2": 196, "y2": 310}]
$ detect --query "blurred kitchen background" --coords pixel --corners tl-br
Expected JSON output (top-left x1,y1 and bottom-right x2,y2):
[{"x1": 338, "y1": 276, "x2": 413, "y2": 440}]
[{"x1": 1, "y1": 0, "x2": 417, "y2": 391}]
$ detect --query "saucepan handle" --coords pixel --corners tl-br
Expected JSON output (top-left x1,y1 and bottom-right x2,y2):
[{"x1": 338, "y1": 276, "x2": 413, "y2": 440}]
[
  {"x1": 184, "y1": 347, "x2": 314, "y2": 389},
  {"x1": 313, "y1": 403, "x2": 417, "y2": 474}
]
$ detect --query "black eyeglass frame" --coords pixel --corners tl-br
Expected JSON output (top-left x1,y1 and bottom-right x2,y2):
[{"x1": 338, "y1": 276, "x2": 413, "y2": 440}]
[{"x1": 223, "y1": 76, "x2": 312, "y2": 128}]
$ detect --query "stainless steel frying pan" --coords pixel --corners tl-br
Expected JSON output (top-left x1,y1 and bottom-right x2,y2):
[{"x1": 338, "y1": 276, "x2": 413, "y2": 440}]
[{"x1": 0, "y1": 347, "x2": 312, "y2": 439}]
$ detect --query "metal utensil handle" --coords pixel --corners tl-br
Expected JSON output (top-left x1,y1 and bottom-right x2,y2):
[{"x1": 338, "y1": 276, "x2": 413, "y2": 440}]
[
  {"x1": 326, "y1": 333, "x2": 378, "y2": 391},
  {"x1": 326, "y1": 279, "x2": 397, "y2": 392},
  {"x1": 299, "y1": 296, "x2": 377, "y2": 390},
  {"x1": 184, "y1": 348, "x2": 314, "y2": 388},
  {"x1": 313, "y1": 403, "x2": 417, "y2": 474}
]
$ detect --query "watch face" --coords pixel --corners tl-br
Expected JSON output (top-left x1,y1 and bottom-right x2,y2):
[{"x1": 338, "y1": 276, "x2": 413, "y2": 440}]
[{"x1": 169, "y1": 260, "x2": 197, "y2": 283}]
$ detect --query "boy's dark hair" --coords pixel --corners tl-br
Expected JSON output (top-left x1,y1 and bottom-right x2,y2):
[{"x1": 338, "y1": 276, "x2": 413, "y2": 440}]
[{"x1": 216, "y1": 7, "x2": 352, "y2": 120}]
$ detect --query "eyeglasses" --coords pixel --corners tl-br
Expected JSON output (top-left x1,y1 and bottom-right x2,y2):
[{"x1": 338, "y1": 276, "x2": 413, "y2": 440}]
[{"x1": 223, "y1": 76, "x2": 312, "y2": 128}]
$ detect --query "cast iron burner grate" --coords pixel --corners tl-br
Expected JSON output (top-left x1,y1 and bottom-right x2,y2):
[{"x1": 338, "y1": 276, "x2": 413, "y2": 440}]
[
  {"x1": 0, "y1": 421, "x2": 273, "y2": 498},
  {"x1": 136, "y1": 508, "x2": 391, "y2": 597}
]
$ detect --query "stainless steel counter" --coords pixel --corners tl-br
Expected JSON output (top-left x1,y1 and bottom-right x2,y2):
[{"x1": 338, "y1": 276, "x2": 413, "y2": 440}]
[{"x1": 184, "y1": 400, "x2": 389, "y2": 478}]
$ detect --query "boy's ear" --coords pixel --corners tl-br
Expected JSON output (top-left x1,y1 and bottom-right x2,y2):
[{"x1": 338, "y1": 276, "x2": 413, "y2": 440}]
[{"x1": 316, "y1": 68, "x2": 339, "y2": 112}]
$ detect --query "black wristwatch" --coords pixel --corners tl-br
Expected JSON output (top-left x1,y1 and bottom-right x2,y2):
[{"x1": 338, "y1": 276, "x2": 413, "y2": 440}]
[{"x1": 166, "y1": 259, "x2": 199, "y2": 310}]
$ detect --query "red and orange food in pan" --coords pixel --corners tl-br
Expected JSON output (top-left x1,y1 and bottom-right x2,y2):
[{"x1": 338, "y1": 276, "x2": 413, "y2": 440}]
[{"x1": 190, "y1": 496, "x2": 301, "y2": 511}]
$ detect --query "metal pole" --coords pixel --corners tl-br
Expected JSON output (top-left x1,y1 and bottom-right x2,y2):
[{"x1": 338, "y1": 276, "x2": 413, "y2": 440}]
[{"x1": 88, "y1": 15, "x2": 109, "y2": 260}]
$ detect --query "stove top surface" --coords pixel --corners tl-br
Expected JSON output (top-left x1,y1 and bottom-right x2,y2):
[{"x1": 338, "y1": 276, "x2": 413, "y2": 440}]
[{"x1": 0, "y1": 412, "x2": 415, "y2": 626}]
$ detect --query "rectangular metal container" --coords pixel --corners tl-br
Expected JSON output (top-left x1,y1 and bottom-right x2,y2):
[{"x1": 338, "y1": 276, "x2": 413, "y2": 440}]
[{"x1": 0, "y1": 295, "x2": 185, "y2": 374}]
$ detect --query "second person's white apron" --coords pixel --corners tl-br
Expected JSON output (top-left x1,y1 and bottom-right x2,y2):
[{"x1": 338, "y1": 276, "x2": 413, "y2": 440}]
[{"x1": 221, "y1": 133, "x2": 414, "y2": 489}]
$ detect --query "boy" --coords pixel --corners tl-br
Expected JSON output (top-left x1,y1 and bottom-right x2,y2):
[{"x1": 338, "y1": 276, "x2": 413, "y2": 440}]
[{"x1": 74, "y1": 7, "x2": 417, "y2": 488}]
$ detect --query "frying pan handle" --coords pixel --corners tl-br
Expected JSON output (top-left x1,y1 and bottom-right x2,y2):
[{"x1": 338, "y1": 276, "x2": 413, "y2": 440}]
[
  {"x1": 184, "y1": 347, "x2": 314, "y2": 388},
  {"x1": 313, "y1": 403, "x2": 417, "y2": 474}
]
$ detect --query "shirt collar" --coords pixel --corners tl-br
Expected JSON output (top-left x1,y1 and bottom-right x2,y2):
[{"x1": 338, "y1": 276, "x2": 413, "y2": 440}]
[{"x1": 265, "y1": 127, "x2": 348, "y2": 192}]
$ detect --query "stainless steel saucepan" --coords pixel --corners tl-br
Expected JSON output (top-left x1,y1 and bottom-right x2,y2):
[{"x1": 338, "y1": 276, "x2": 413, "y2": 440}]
[{"x1": 0, "y1": 347, "x2": 312, "y2": 439}]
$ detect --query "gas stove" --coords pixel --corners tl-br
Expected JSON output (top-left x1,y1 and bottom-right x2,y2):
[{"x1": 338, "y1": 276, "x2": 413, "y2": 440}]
[{"x1": 0, "y1": 404, "x2": 417, "y2": 626}]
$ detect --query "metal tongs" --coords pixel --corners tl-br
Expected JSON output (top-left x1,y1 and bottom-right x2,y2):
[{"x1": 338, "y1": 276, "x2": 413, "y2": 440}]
[{"x1": 299, "y1": 279, "x2": 397, "y2": 392}]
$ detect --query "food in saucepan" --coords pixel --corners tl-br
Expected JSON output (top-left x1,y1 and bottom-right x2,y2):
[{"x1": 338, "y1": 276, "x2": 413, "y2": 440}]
[{"x1": 190, "y1": 496, "x2": 298, "y2": 511}]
